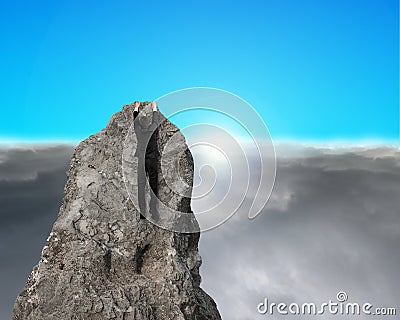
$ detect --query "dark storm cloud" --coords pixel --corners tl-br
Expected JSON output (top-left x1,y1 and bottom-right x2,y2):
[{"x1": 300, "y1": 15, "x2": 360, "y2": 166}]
[
  {"x1": 0, "y1": 144, "x2": 75, "y2": 181},
  {"x1": 1, "y1": 142, "x2": 399, "y2": 320},
  {"x1": 0, "y1": 143, "x2": 75, "y2": 320}
]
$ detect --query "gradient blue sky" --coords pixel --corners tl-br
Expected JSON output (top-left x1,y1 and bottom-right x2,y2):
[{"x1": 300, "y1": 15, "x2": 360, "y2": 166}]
[{"x1": 0, "y1": 0, "x2": 398, "y2": 142}]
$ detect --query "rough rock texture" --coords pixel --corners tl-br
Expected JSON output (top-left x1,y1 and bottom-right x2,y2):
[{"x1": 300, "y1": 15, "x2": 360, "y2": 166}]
[{"x1": 13, "y1": 102, "x2": 222, "y2": 320}]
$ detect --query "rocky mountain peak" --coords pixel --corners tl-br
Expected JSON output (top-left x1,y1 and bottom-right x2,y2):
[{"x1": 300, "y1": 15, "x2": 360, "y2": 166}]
[{"x1": 13, "y1": 103, "x2": 221, "y2": 320}]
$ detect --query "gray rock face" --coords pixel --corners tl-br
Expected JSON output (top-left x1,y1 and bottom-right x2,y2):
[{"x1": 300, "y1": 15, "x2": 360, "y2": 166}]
[{"x1": 13, "y1": 102, "x2": 222, "y2": 320}]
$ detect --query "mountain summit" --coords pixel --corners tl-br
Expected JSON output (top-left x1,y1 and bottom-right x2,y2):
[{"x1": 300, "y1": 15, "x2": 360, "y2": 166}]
[{"x1": 13, "y1": 103, "x2": 221, "y2": 320}]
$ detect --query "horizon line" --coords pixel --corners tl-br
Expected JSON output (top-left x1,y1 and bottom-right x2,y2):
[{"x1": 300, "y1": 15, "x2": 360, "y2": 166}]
[{"x1": 0, "y1": 137, "x2": 398, "y2": 149}]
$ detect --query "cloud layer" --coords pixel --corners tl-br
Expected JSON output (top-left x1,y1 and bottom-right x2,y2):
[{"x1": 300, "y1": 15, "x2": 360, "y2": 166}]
[
  {"x1": 0, "y1": 143, "x2": 399, "y2": 319},
  {"x1": 0, "y1": 144, "x2": 75, "y2": 320},
  {"x1": 200, "y1": 143, "x2": 400, "y2": 319}
]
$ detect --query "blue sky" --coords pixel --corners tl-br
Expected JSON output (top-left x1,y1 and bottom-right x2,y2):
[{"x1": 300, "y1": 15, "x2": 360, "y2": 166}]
[{"x1": 0, "y1": 0, "x2": 398, "y2": 143}]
